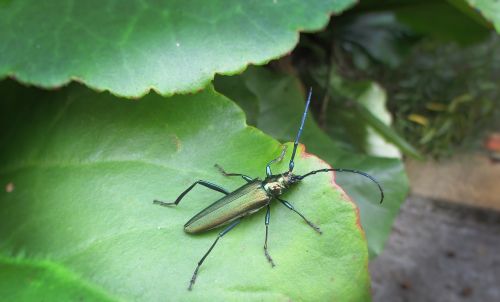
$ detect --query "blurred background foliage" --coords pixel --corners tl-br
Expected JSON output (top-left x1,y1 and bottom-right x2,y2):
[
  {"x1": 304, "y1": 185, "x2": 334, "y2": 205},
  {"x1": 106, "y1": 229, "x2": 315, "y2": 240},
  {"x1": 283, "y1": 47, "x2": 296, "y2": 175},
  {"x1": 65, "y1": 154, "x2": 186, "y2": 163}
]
[{"x1": 290, "y1": 0, "x2": 500, "y2": 158}]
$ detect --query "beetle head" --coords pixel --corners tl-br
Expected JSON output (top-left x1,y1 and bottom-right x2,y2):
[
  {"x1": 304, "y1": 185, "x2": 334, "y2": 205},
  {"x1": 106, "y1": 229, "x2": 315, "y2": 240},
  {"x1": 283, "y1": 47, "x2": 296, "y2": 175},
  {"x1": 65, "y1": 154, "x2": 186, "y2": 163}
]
[{"x1": 282, "y1": 171, "x2": 302, "y2": 186}]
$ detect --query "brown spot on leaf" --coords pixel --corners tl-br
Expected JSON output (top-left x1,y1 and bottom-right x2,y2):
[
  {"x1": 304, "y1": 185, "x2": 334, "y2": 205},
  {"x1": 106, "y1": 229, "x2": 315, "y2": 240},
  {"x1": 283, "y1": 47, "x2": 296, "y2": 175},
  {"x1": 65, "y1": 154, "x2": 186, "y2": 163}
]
[
  {"x1": 170, "y1": 134, "x2": 182, "y2": 152},
  {"x1": 5, "y1": 182, "x2": 14, "y2": 193}
]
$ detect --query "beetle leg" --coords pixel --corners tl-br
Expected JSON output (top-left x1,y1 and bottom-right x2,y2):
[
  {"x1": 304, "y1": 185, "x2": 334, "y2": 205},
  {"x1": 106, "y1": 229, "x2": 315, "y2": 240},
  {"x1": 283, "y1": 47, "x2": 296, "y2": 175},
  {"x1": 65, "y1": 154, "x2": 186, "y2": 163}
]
[
  {"x1": 153, "y1": 180, "x2": 229, "y2": 206},
  {"x1": 214, "y1": 164, "x2": 253, "y2": 182},
  {"x1": 265, "y1": 145, "x2": 288, "y2": 177},
  {"x1": 188, "y1": 219, "x2": 241, "y2": 291},
  {"x1": 276, "y1": 197, "x2": 322, "y2": 234},
  {"x1": 263, "y1": 204, "x2": 275, "y2": 267}
]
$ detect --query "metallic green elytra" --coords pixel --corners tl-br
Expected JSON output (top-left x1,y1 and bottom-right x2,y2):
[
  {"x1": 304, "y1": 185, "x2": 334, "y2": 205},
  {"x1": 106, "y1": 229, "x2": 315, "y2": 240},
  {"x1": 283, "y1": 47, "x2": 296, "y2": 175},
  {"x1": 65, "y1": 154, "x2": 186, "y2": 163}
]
[
  {"x1": 184, "y1": 180, "x2": 269, "y2": 234},
  {"x1": 153, "y1": 88, "x2": 384, "y2": 290},
  {"x1": 184, "y1": 173, "x2": 299, "y2": 234}
]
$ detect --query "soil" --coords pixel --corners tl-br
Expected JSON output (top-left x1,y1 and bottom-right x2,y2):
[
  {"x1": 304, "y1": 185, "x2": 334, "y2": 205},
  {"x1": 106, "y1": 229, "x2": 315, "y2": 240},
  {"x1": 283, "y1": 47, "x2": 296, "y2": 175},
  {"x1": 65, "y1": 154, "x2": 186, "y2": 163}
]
[{"x1": 370, "y1": 195, "x2": 500, "y2": 302}]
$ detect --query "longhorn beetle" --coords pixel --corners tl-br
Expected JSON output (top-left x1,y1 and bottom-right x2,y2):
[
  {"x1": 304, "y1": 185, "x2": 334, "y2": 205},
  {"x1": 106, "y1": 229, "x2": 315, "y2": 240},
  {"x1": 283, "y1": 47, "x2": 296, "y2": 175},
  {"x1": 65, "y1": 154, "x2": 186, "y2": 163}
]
[{"x1": 154, "y1": 88, "x2": 384, "y2": 290}]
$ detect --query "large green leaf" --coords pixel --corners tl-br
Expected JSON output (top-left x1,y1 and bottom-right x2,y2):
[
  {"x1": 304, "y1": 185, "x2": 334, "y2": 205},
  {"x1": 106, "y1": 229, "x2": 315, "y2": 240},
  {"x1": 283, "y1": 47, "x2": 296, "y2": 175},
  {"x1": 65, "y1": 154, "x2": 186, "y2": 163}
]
[
  {"x1": 0, "y1": 256, "x2": 117, "y2": 301},
  {"x1": 215, "y1": 67, "x2": 409, "y2": 257},
  {"x1": 0, "y1": 80, "x2": 370, "y2": 301},
  {"x1": 0, "y1": 0, "x2": 356, "y2": 97}
]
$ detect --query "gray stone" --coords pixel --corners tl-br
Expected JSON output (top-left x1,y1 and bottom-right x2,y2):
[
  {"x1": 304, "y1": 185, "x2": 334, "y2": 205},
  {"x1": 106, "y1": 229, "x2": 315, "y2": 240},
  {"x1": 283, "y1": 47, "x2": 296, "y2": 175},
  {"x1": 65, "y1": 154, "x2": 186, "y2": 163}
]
[{"x1": 370, "y1": 196, "x2": 500, "y2": 302}]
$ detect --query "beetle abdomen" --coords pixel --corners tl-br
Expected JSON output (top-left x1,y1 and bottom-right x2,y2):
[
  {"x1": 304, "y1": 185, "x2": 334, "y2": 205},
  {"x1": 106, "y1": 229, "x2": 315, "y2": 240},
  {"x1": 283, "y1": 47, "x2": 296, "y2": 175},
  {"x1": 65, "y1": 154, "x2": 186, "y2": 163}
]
[{"x1": 184, "y1": 180, "x2": 270, "y2": 233}]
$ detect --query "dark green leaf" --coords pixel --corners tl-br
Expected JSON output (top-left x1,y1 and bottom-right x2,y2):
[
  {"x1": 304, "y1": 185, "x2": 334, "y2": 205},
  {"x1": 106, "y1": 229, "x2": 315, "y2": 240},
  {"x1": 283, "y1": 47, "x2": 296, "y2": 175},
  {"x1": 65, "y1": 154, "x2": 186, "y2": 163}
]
[
  {"x1": 394, "y1": 1, "x2": 490, "y2": 44},
  {"x1": 352, "y1": 0, "x2": 491, "y2": 44},
  {"x1": 334, "y1": 12, "x2": 417, "y2": 68}
]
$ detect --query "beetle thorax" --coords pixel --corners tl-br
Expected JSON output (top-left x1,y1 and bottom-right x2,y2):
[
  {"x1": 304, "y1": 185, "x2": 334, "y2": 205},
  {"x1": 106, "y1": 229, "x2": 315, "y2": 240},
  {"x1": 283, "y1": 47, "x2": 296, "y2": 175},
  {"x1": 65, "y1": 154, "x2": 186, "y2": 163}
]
[{"x1": 263, "y1": 173, "x2": 298, "y2": 196}]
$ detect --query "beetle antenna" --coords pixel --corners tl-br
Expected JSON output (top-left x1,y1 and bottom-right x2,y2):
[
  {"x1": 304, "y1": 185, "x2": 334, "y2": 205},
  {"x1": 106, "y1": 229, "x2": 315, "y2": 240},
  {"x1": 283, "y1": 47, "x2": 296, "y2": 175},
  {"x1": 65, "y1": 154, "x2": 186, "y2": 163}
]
[
  {"x1": 289, "y1": 87, "x2": 313, "y2": 172},
  {"x1": 297, "y1": 168, "x2": 384, "y2": 204}
]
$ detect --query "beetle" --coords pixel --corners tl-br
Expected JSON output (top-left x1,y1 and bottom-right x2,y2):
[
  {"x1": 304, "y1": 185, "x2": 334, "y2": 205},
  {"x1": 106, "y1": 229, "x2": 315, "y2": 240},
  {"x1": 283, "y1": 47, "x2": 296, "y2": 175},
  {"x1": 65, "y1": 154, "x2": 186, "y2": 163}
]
[{"x1": 153, "y1": 88, "x2": 384, "y2": 290}]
